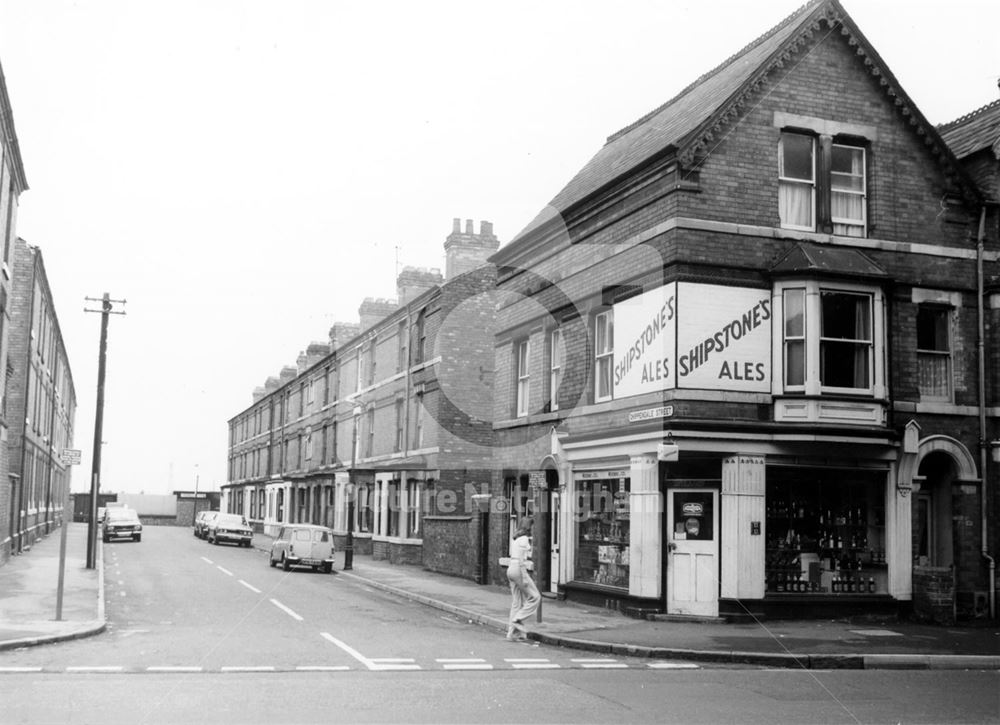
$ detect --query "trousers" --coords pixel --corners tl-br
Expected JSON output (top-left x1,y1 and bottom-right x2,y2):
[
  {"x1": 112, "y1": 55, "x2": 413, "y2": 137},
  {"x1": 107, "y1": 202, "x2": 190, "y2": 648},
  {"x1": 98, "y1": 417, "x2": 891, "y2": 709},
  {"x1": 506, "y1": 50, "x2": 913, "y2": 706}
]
[{"x1": 507, "y1": 561, "x2": 540, "y2": 625}]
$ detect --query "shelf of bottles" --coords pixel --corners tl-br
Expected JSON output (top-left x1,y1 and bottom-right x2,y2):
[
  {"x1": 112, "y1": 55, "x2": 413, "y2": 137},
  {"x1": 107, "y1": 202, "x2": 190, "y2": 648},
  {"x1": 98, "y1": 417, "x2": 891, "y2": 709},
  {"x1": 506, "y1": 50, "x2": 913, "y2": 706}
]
[{"x1": 764, "y1": 475, "x2": 887, "y2": 596}]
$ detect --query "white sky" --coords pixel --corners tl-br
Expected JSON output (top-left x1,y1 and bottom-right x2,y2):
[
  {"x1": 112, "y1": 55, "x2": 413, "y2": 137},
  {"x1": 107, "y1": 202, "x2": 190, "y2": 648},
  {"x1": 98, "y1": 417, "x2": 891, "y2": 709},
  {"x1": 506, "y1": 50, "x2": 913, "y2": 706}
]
[{"x1": 0, "y1": 0, "x2": 996, "y2": 495}]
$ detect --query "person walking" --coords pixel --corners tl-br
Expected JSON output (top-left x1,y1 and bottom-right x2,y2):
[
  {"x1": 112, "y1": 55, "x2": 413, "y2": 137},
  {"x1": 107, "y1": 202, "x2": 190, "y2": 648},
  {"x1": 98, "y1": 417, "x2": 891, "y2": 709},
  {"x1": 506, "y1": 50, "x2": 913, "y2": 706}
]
[{"x1": 506, "y1": 516, "x2": 540, "y2": 641}]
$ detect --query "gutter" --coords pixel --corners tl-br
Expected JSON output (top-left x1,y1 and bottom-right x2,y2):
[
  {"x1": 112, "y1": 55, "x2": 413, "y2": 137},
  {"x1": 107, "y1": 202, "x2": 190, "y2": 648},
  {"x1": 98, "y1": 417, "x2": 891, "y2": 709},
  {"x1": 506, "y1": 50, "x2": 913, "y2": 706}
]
[{"x1": 976, "y1": 205, "x2": 996, "y2": 619}]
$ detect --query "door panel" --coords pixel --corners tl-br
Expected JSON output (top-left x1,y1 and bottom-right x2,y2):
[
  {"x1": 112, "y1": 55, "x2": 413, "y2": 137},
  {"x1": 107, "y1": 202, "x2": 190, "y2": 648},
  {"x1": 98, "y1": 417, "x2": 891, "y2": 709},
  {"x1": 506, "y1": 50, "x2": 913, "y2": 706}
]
[{"x1": 667, "y1": 489, "x2": 719, "y2": 617}]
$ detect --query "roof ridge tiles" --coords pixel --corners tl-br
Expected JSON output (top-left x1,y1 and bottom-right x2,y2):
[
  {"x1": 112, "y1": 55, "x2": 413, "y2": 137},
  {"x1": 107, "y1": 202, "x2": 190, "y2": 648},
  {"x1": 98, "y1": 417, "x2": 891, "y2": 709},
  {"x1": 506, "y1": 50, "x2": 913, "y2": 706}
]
[
  {"x1": 605, "y1": 0, "x2": 823, "y2": 145},
  {"x1": 938, "y1": 98, "x2": 1000, "y2": 131}
]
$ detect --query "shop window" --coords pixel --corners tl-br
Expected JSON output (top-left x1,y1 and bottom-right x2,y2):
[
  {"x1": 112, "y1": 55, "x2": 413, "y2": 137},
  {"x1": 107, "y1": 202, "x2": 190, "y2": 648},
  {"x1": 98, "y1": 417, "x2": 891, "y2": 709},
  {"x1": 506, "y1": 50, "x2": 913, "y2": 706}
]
[
  {"x1": 779, "y1": 132, "x2": 867, "y2": 237},
  {"x1": 574, "y1": 472, "x2": 630, "y2": 589},
  {"x1": 515, "y1": 339, "x2": 530, "y2": 417},
  {"x1": 764, "y1": 471, "x2": 886, "y2": 595},
  {"x1": 917, "y1": 306, "x2": 952, "y2": 400},
  {"x1": 594, "y1": 311, "x2": 614, "y2": 402},
  {"x1": 777, "y1": 281, "x2": 881, "y2": 396}
]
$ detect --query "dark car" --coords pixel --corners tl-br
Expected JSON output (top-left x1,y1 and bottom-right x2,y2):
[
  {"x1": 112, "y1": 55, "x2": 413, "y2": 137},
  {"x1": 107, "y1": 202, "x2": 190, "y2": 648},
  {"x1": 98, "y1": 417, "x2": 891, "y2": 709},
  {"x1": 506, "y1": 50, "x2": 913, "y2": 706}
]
[
  {"x1": 194, "y1": 510, "x2": 218, "y2": 539},
  {"x1": 102, "y1": 508, "x2": 142, "y2": 542},
  {"x1": 205, "y1": 513, "x2": 253, "y2": 547}
]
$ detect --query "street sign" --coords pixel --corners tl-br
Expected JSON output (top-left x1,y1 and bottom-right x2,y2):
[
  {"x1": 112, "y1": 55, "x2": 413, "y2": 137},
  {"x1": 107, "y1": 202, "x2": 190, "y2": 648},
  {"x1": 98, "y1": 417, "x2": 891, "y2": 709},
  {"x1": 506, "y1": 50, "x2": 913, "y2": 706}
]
[{"x1": 61, "y1": 449, "x2": 82, "y2": 465}]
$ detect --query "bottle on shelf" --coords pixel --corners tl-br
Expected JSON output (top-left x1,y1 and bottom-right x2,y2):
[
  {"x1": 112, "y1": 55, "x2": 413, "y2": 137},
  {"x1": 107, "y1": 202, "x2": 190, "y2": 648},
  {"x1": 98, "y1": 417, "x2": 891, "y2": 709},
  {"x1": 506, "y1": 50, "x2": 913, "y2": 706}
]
[
  {"x1": 868, "y1": 577, "x2": 876, "y2": 593},
  {"x1": 832, "y1": 576, "x2": 840, "y2": 593}
]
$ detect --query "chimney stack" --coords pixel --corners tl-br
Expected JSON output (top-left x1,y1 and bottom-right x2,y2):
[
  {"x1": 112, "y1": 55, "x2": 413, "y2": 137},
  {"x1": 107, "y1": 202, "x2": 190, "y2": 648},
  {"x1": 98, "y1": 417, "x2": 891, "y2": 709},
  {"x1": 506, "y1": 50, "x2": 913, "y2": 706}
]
[
  {"x1": 397, "y1": 266, "x2": 443, "y2": 305},
  {"x1": 358, "y1": 297, "x2": 400, "y2": 332},
  {"x1": 444, "y1": 218, "x2": 499, "y2": 280},
  {"x1": 329, "y1": 321, "x2": 361, "y2": 352},
  {"x1": 252, "y1": 386, "x2": 267, "y2": 403}
]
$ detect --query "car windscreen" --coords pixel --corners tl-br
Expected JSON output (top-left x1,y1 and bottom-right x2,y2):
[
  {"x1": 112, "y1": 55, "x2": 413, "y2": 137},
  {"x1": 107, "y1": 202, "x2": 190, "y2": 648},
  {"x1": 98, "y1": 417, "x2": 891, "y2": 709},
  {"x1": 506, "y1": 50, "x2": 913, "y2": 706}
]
[
  {"x1": 106, "y1": 510, "x2": 138, "y2": 522},
  {"x1": 216, "y1": 514, "x2": 247, "y2": 526}
]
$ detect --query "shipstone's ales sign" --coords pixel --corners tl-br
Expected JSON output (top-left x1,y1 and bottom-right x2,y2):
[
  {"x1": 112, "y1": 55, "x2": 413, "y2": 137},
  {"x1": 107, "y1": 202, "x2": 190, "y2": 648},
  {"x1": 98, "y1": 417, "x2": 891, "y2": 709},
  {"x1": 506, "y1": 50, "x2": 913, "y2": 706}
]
[
  {"x1": 675, "y1": 282, "x2": 771, "y2": 393},
  {"x1": 612, "y1": 282, "x2": 771, "y2": 398}
]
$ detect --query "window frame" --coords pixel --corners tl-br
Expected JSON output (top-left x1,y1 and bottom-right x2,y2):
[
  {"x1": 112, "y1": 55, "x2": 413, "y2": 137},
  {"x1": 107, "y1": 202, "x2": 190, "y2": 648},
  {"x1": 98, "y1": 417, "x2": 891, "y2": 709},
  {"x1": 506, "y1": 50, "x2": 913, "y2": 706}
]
[
  {"x1": 916, "y1": 305, "x2": 953, "y2": 402},
  {"x1": 594, "y1": 310, "x2": 614, "y2": 403},
  {"x1": 549, "y1": 327, "x2": 562, "y2": 412},
  {"x1": 515, "y1": 339, "x2": 530, "y2": 417}
]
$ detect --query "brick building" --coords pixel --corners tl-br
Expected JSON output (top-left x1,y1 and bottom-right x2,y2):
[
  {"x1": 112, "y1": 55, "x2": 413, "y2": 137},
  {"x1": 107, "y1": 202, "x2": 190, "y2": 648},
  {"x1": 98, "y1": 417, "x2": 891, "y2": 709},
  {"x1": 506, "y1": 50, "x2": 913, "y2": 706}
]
[
  {"x1": 4, "y1": 239, "x2": 77, "y2": 558},
  {"x1": 0, "y1": 60, "x2": 31, "y2": 565},
  {"x1": 489, "y1": 0, "x2": 997, "y2": 620},
  {"x1": 225, "y1": 219, "x2": 499, "y2": 580}
]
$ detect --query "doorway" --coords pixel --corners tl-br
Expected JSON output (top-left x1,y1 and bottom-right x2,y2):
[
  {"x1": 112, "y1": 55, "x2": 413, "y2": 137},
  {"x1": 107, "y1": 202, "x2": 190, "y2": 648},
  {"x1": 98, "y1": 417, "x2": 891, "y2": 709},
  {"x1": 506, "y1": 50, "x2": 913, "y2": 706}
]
[{"x1": 666, "y1": 488, "x2": 719, "y2": 617}]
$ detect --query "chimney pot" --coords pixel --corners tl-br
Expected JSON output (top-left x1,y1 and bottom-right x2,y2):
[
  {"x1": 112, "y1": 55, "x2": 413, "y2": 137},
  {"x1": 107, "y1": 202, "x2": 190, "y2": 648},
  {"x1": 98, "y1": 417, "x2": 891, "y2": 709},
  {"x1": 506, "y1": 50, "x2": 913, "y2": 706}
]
[
  {"x1": 453, "y1": 218, "x2": 461, "y2": 233},
  {"x1": 465, "y1": 219, "x2": 474, "y2": 234},
  {"x1": 481, "y1": 220, "x2": 493, "y2": 236}
]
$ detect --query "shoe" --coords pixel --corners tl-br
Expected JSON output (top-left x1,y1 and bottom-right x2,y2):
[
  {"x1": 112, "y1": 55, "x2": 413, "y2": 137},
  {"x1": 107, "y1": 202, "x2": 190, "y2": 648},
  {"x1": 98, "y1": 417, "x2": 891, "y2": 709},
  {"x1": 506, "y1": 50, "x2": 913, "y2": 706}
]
[{"x1": 512, "y1": 620, "x2": 527, "y2": 635}]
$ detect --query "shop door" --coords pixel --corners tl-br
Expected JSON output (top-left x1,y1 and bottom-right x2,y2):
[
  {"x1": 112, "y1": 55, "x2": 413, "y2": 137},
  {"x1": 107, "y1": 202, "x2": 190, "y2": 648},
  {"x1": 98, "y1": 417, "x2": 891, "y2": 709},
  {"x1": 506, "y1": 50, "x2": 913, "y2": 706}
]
[
  {"x1": 666, "y1": 489, "x2": 719, "y2": 617},
  {"x1": 548, "y1": 491, "x2": 560, "y2": 594}
]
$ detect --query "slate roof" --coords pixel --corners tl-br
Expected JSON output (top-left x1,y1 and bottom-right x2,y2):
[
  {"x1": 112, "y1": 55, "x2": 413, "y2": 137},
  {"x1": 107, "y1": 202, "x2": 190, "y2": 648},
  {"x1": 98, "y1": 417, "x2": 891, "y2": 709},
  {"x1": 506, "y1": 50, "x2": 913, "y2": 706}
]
[
  {"x1": 502, "y1": 0, "x2": 979, "y2": 252},
  {"x1": 938, "y1": 99, "x2": 1000, "y2": 160},
  {"x1": 769, "y1": 241, "x2": 886, "y2": 279}
]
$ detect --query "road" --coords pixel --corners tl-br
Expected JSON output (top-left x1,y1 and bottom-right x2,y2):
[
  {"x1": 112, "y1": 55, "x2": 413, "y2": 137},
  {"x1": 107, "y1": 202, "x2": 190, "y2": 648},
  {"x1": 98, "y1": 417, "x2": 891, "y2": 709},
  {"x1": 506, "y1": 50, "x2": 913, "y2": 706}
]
[{"x1": 0, "y1": 527, "x2": 997, "y2": 724}]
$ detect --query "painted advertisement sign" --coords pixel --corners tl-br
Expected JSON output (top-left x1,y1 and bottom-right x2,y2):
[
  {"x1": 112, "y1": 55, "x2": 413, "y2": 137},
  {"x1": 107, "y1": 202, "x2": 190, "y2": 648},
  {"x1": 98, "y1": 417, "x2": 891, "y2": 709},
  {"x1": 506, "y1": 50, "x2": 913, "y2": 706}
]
[
  {"x1": 612, "y1": 282, "x2": 771, "y2": 398},
  {"x1": 612, "y1": 283, "x2": 677, "y2": 398},
  {"x1": 675, "y1": 282, "x2": 771, "y2": 392}
]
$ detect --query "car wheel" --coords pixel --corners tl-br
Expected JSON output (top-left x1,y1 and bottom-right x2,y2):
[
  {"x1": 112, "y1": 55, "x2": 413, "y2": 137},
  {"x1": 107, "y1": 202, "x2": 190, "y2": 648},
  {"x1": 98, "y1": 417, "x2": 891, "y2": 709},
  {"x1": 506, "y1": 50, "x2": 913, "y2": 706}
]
[
  {"x1": 134, "y1": 534, "x2": 141, "y2": 542},
  {"x1": 322, "y1": 562, "x2": 332, "y2": 574},
  {"x1": 281, "y1": 554, "x2": 291, "y2": 572}
]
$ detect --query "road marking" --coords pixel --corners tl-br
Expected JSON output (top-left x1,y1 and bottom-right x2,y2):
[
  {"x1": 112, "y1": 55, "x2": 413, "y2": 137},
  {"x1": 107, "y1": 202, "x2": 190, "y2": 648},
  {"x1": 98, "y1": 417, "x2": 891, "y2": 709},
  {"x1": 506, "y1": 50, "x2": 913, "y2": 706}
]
[
  {"x1": 320, "y1": 632, "x2": 421, "y2": 671},
  {"x1": 505, "y1": 658, "x2": 550, "y2": 662},
  {"x1": 572, "y1": 658, "x2": 618, "y2": 663},
  {"x1": 580, "y1": 663, "x2": 628, "y2": 669},
  {"x1": 648, "y1": 662, "x2": 700, "y2": 669},
  {"x1": 221, "y1": 666, "x2": 276, "y2": 672},
  {"x1": 147, "y1": 666, "x2": 203, "y2": 673},
  {"x1": 119, "y1": 591, "x2": 126, "y2": 597},
  {"x1": 295, "y1": 666, "x2": 351, "y2": 672},
  {"x1": 443, "y1": 663, "x2": 493, "y2": 670},
  {"x1": 200, "y1": 557, "x2": 213, "y2": 565},
  {"x1": 509, "y1": 663, "x2": 560, "y2": 669},
  {"x1": 66, "y1": 666, "x2": 125, "y2": 673},
  {"x1": 239, "y1": 580, "x2": 261, "y2": 594},
  {"x1": 269, "y1": 598, "x2": 303, "y2": 621},
  {"x1": 0, "y1": 667, "x2": 42, "y2": 673},
  {"x1": 217, "y1": 566, "x2": 233, "y2": 576},
  {"x1": 117, "y1": 580, "x2": 124, "y2": 586}
]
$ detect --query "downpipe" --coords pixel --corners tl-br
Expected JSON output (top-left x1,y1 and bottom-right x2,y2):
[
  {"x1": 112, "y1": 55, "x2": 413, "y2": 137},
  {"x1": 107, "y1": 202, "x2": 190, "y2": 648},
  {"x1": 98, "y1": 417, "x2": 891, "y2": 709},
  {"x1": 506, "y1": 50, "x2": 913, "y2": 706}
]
[{"x1": 975, "y1": 206, "x2": 996, "y2": 619}]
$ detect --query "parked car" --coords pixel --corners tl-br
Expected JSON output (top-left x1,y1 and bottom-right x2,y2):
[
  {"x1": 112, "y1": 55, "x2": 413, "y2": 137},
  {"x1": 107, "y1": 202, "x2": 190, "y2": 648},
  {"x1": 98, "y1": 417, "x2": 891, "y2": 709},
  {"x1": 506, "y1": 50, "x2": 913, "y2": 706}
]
[
  {"x1": 102, "y1": 507, "x2": 142, "y2": 542},
  {"x1": 194, "y1": 510, "x2": 218, "y2": 539},
  {"x1": 268, "y1": 524, "x2": 335, "y2": 573},
  {"x1": 205, "y1": 512, "x2": 253, "y2": 547}
]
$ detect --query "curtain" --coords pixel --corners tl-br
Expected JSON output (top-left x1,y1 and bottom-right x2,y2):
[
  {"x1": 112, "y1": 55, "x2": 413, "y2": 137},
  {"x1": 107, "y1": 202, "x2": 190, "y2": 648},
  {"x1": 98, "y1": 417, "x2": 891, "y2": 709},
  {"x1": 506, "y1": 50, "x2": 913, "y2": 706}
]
[
  {"x1": 780, "y1": 182, "x2": 812, "y2": 228},
  {"x1": 852, "y1": 297, "x2": 870, "y2": 388},
  {"x1": 832, "y1": 147, "x2": 864, "y2": 236}
]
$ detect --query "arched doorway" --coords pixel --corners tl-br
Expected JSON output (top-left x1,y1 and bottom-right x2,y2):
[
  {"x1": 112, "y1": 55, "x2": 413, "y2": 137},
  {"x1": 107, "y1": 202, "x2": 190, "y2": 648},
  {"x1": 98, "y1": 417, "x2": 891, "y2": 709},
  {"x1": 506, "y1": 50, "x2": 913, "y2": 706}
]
[{"x1": 913, "y1": 435, "x2": 978, "y2": 569}]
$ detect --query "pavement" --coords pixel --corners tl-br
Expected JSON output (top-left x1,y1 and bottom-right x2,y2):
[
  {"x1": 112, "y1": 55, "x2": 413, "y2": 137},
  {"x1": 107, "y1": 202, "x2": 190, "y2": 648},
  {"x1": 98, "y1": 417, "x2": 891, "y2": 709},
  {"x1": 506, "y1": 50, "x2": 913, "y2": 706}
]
[{"x1": 2, "y1": 523, "x2": 999, "y2": 669}]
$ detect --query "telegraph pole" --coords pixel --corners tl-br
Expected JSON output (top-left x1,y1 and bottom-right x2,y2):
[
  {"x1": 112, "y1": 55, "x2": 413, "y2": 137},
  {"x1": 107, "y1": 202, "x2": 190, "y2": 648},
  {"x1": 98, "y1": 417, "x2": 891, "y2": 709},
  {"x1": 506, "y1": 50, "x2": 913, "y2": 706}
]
[{"x1": 84, "y1": 293, "x2": 126, "y2": 570}]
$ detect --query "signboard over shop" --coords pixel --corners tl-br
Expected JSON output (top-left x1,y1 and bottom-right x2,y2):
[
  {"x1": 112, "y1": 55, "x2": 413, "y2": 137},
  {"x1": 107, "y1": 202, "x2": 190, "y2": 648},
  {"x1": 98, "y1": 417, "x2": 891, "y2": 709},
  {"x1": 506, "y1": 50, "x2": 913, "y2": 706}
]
[{"x1": 613, "y1": 282, "x2": 771, "y2": 399}]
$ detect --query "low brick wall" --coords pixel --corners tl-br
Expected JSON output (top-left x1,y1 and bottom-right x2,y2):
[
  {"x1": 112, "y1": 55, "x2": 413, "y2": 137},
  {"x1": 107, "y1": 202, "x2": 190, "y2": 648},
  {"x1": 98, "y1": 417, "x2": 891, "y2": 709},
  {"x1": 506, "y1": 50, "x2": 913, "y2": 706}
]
[
  {"x1": 372, "y1": 540, "x2": 423, "y2": 566},
  {"x1": 912, "y1": 565, "x2": 956, "y2": 625}
]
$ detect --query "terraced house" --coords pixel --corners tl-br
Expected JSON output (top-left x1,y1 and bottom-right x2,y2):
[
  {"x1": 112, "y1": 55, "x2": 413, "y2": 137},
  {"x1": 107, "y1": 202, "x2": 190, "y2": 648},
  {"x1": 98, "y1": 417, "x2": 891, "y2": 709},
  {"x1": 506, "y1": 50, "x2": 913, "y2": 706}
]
[
  {"x1": 225, "y1": 220, "x2": 498, "y2": 580},
  {"x1": 489, "y1": 0, "x2": 998, "y2": 622}
]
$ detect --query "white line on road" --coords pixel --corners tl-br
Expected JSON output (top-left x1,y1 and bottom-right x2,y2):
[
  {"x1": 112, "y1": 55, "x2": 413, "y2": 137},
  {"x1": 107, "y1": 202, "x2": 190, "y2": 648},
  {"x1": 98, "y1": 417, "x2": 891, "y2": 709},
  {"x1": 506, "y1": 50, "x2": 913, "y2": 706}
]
[
  {"x1": 239, "y1": 580, "x2": 261, "y2": 594},
  {"x1": 269, "y1": 598, "x2": 303, "y2": 621},
  {"x1": 200, "y1": 557, "x2": 213, "y2": 564},
  {"x1": 295, "y1": 666, "x2": 351, "y2": 672},
  {"x1": 509, "y1": 663, "x2": 560, "y2": 669},
  {"x1": 217, "y1": 565, "x2": 233, "y2": 576},
  {"x1": 66, "y1": 666, "x2": 125, "y2": 672},
  {"x1": 0, "y1": 667, "x2": 42, "y2": 673},
  {"x1": 320, "y1": 632, "x2": 419, "y2": 671},
  {"x1": 220, "y1": 666, "x2": 276, "y2": 672},
  {"x1": 117, "y1": 580, "x2": 124, "y2": 585},
  {"x1": 648, "y1": 662, "x2": 700, "y2": 669},
  {"x1": 504, "y1": 658, "x2": 550, "y2": 662},
  {"x1": 571, "y1": 658, "x2": 619, "y2": 663},
  {"x1": 443, "y1": 663, "x2": 493, "y2": 670},
  {"x1": 146, "y1": 666, "x2": 204, "y2": 673},
  {"x1": 119, "y1": 591, "x2": 126, "y2": 597}
]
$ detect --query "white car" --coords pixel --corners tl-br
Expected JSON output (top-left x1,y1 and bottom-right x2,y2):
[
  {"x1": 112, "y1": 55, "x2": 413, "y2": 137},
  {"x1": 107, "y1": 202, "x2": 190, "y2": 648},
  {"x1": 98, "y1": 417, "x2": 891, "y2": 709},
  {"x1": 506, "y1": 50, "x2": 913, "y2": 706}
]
[
  {"x1": 205, "y1": 513, "x2": 253, "y2": 547},
  {"x1": 268, "y1": 524, "x2": 336, "y2": 573}
]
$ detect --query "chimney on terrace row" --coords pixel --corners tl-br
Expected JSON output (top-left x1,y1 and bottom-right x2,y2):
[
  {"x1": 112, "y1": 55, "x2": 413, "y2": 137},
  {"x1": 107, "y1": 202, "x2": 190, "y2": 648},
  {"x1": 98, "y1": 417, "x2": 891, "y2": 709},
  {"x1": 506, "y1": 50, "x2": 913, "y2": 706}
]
[
  {"x1": 329, "y1": 321, "x2": 361, "y2": 352},
  {"x1": 252, "y1": 386, "x2": 266, "y2": 403},
  {"x1": 279, "y1": 365, "x2": 298, "y2": 386},
  {"x1": 396, "y1": 266, "x2": 443, "y2": 306},
  {"x1": 358, "y1": 297, "x2": 399, "y2": 332},
  {"x1": 297, "y1": 341, "x2": 330, "y2": 374},
  {"x1": 444, "y1": 218, "x2": 499, "y2": 280}
]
